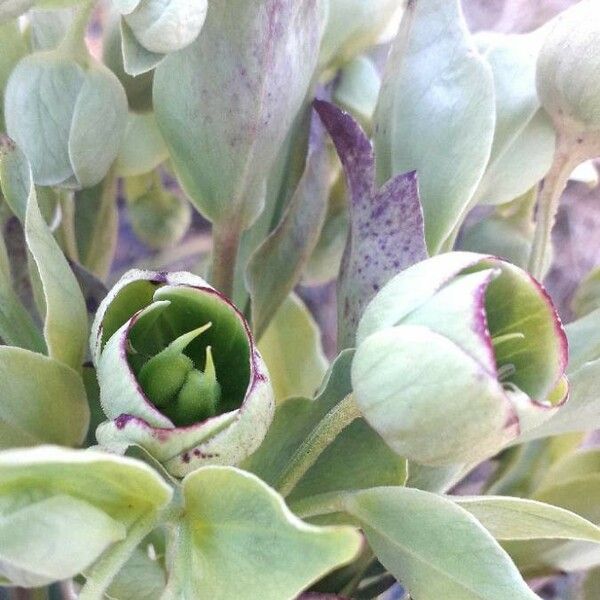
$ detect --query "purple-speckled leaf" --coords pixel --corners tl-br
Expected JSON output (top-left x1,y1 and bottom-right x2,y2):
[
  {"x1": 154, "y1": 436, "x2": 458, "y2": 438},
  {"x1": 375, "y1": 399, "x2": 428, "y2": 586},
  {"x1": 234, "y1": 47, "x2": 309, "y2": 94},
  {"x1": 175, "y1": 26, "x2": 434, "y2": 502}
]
[{"x1": 314, "y1": 100, "x2": 427, "y2": 349}]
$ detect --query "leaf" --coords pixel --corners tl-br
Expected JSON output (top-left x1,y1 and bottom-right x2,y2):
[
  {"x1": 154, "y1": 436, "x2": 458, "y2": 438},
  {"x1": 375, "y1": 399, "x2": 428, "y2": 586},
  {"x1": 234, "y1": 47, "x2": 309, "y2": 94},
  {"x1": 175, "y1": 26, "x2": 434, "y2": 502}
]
[
  {"x1": 115, "y1": 113, "x2": 168, "y2": 177},
  {"x1": 243, "y1": 350, "x2": 407, "y2": 503},
  {"x1": 342, "y1": 486, "x2": 540, "y2": 600},
  {"x1": 106, "y1": 546, "x2": 166, "y2": 600},
  {"x1": 0, "y1": 445, "x2": 173, "y2": 587},
  {"x1": 257, "y1": 294, "x2": 328, "y2": 403},
  {"x1": 247, "y1": 116, "x2": 330, "y2": 338},
  {"x1": 74, "y1": 172, "x2": 118, "y2": 280},
  {"x1": 0, "y1": 139, "x2": 88, "y2": 371},
  {"x1": 0, "y1": 227, "x2": 45, "y2": 352},
  {"x1": 373, "y1": 0, "x2": 495, "y2": 253},
  {"x1": 472, "y1": 29, "x2": 555, "y2": 206},
  {"x1": 153, "y1": 0, "x2": 323, "y2": 229},
  {"x1": 0, "y1": 346, "x2": 89, "y2": 448},
  {"x1": 164, "y1": 466, "x2": 361, "y2": 600},
  {"x1": 314, "y1": 100, "x2": 427, "y2": 349},
  {"x1": 454, "y1": 496, "x2": 600, "y2": 542},
  {"x1": 0, "y1": 494, "x2": 126, "y2": 587}
]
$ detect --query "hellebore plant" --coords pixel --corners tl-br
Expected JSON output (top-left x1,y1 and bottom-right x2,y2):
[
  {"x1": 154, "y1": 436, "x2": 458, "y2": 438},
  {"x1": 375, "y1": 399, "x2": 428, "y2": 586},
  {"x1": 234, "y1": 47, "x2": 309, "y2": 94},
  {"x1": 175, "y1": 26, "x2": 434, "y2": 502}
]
[{"x1": 3, "y1": 1, "x2": 600, "y2": 599}]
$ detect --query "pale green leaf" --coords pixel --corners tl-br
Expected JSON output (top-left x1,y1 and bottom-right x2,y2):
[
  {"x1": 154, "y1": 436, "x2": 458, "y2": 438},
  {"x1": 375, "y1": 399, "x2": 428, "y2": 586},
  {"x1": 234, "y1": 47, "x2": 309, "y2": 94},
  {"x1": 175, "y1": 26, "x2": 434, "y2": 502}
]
[
  {"x1": 257, "y1": 294, "x2": 328, "y2": 403},
  {"x1": 164, "y1": 466, "x2": 360, "y2": 600},
  {"x1": 154, "y1": 0, "x2": 323, "y2": 228},
  {"x1": 29, "y1": 8, "x2": 72, "y2": 51},
  {"x1": 0, "y1": 346, "x2": 89, "y2": 448},
  {"x1": 0, "y1": 446, "x2": 173, "y2": 586},
  {"x1": 455, "y1": 496, "x2": 600, "y2": 542},
  {"x1": 0, "y1": 228, "x2": 45, "y2": 352},
  {"x1": 572, "y1": 268, "x2": 600, "y2": 319},
  {"x1": 0, "y1": 494, "x2": 125, "y2": 587},
  {"x1": 243, "y1": 350, "x2": 407, "y2": 503},
  {"x1": 0, "y1": 20, "x2": 26, "y2": 128},
  {"x1": 374, "y1": 0, "x2": 495, "y2": 253},
  {"x1": 472, "y1": 29, "x2": 555, "y2": 206},
  {"x1": 74, "y1": 173, "x2": 118, "y2": 280},
  {"x1": 0, "y1": 141, "x2": 88, "y2": 370},
  {"x1": 106, "y1": 546, "x2": 166, "y2": 600},
  {"x1": 247, "y1": 131, "x2": 329, "y2": 338},
  {"x1": 342, "y1": 486, "x2": 540, "y2": 600}
]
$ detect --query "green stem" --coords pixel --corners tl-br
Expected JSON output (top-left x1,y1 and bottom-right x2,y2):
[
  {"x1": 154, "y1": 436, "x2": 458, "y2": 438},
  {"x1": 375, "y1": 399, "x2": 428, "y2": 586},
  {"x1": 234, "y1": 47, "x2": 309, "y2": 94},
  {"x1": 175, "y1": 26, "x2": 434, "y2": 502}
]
[
  {"x1": 210, "y1": 219, "x2": 242, "y2": 299},
  {"x1": 276, "y1": 394, "x2": 362, "y2": 498},
  {"x1": 58, "y1": 0, "x2": 95, "y2": 59},
  {"x1": 528, "y1": 140, "x2": 579, "y2": 280},
  {"x1": 339, "y1": 548, "x2": 376, "y2": 597},
  {"x1": 57, "y1": 191, "x2": 79, "y2": 263},
  {"x1": 78, "y1": 511, "x2": 161, "y2": 600}
]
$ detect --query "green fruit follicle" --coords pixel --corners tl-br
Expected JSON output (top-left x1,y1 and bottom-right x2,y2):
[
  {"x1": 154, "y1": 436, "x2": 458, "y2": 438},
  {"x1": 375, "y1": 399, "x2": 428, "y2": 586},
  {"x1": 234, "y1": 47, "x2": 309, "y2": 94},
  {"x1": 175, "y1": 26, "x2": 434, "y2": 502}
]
[{"x1": 137, "y1": 323, "x2": 222, "y2": 425}]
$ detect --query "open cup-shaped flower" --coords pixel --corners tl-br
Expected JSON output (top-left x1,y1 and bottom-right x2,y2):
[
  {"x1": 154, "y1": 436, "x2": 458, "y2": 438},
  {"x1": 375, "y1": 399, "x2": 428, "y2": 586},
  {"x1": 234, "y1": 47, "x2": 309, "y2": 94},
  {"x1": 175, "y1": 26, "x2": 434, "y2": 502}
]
[
  {"x1": 91, "y1": 270, "x2": 274, "y2": 477},
  {"x1": 352, "y1": 252, "x2": 569, "y2": 466}
]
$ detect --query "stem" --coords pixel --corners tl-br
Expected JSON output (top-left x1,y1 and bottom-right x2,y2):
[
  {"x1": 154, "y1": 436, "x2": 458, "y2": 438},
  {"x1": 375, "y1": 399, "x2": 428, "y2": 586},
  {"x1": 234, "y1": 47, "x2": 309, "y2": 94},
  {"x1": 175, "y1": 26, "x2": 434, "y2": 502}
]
[
  {"x1": 528, "y1": 140, "x2": 579, "y2": 280},
  {"x1": 210, "y1": 219, "x2": 242, "y2": 299},
  {"x1": 339, "y1": 548, "x2": 376, "y2": 597},
  {"x1": 58, "y1": 0, "x2": 95, "y2": 59},
  {"x1": 276, "y1": 394, "x2": 362, "y2": 497},
  {"x1": 78, "y1": 512, "x2": 161, "y2": 600},
  {"x1": 57, "y1": 191, "x2": 80, "y2": 263}
]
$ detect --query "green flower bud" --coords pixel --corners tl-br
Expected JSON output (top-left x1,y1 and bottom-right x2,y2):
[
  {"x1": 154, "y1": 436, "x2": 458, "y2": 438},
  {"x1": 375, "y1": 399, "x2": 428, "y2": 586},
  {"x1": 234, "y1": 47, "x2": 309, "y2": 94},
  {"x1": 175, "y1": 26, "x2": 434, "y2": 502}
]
[
  {"x1": 4, "y1": 48, "x2": 128, "y2": 188},
  {"x1": 536, "y1": 0, "x2": 600, "y2": 149},
  {"x1": 91, "y1": 270, "x2": 274, "y2": 477},
  {"x1": 352, "y1": 252, "x2": 568, "y2": 466}
]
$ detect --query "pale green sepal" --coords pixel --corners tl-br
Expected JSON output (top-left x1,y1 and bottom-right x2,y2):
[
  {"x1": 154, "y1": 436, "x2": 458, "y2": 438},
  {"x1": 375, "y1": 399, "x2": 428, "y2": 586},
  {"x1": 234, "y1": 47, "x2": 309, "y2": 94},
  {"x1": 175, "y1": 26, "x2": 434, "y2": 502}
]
[
  {"x1": 0, "y1": 141, "x2": 88, "y2": 371},
  {"x1": 153, "y1": 0, "x2": 323, "y2": 228},
  {"x1": 0, "y1": 20, "x2": 26, "y2": 128},
  {"x1": 4, "y1": 53, "x2": 85, "y2": 186},
  {"x1": 120, "y1": 19, "x2": 163, "y2": 76},
  {"x1": 123, "y1": 0, "x2": 207, "y2": 55},
  {"x1": 68, "y1": 63, "x2": 128, "y2": 188},
  {"x1": 163, "y1": 466, "x2": 361, "y2": 600},
  {"x1": 90, "y1": 269, "x2": 209, "y2": 364},
  {"x1": 29, "y1": 8, "x2": 72, "y2": 51},
  {"x1": 257, "y1": 294, "x2": 328, "y2": 404},
  {"x1": 373, "y1": 0, "x2": 495, "y2": 253},
  {"x1": 399, "y1": 268, "x2": 499, "y2": 374},
  {"x1": 342, "y1": 486, "x2": 540, "y2": 600},
  {"x1": 97, "y1": 303, "x2": 174, "y2": 428},
  {"x1": 116, "y1": 113, "x2": 168, "y2": 177},
  {"x1": 352, "y1": 325, "x2": 514, "y2": 466},
  {"x1": 356, "y1": 251, "x2": 485, "y2": 345},
  {"x1": 0, "y1": 494, "x2": 125, "y2": 587},
  {"x1": 455, "y1": 496, "x2": 600, "y2": 542},
  {"x1": 0, "y1": 346, "x2": 89, "y2": 448}
]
